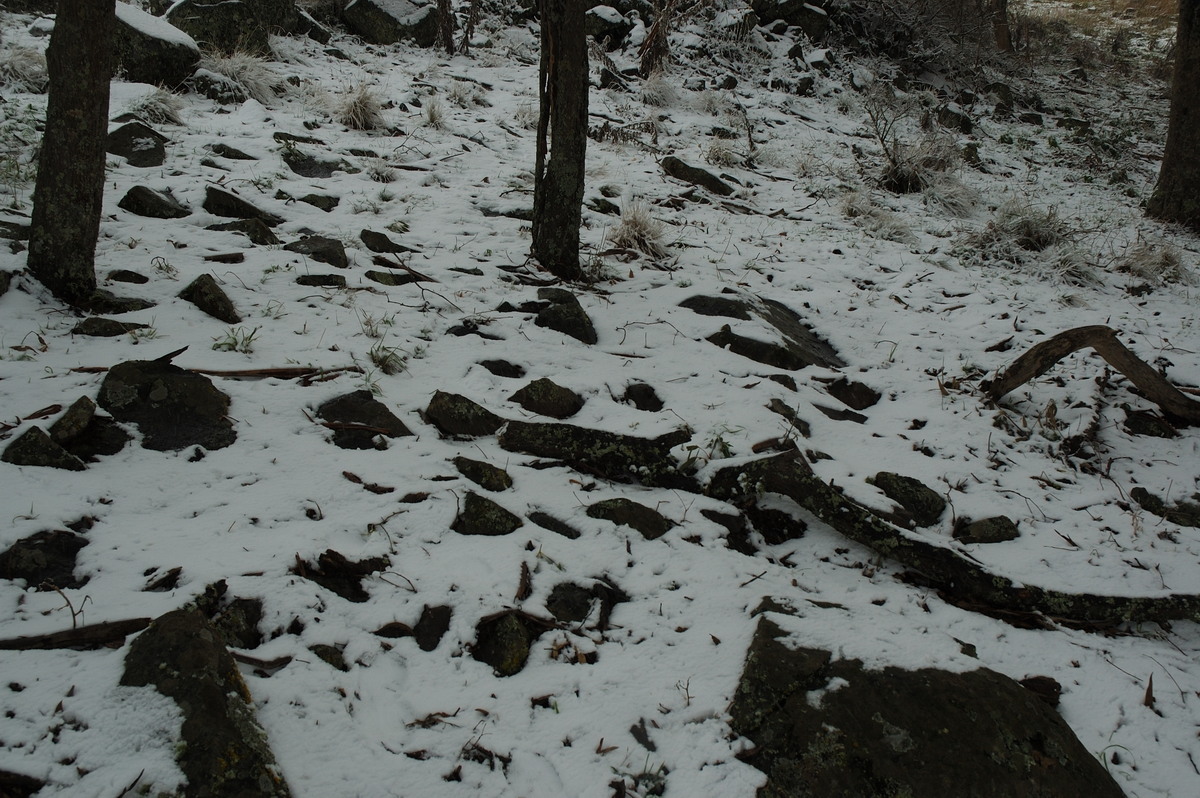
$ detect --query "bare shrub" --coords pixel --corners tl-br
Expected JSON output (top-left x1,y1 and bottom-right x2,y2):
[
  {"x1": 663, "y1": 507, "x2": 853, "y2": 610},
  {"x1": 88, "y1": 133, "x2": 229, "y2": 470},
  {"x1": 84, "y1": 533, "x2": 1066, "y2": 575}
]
[
  {"x1": 922, "y1": 175, "x2": 979, "y2": 217},
  {"x1": 200, "y1": 51, "x2": 278, "y2": 105},
  {"x1": 610, "y1": 200, "x2": 667, "y2": 258},
  {"x1": 641, "y1": 71, "x2": 679, "y2": 107},
  {"x1": 861, "y1": 85, "x2": 956, "y2": 193},
  {"x1": 0, "y1": 44, "x2": 47, "y2": 93},
  {"x1": 337, "y1": 83, "x2": 385, "y2": 130}
]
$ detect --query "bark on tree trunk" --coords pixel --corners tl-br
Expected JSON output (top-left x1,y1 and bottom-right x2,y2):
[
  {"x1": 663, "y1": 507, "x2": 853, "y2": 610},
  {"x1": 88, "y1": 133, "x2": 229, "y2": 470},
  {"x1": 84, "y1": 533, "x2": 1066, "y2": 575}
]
[
  {"x1": 27, "y1": 0, "x2": 115, "y2": 307},
  {"x1": 986, "y1": 0, "x2": 1013, "y2": 52},
  {"x1": 437, "y1": 0, "x2": 455, "y2": 55},
  {"x1": 1148, "y1": 0, "x2": 1200, "y2": 232},
  {"x1": 532, "y1": 0, "x2": 588, "y2": 282}
]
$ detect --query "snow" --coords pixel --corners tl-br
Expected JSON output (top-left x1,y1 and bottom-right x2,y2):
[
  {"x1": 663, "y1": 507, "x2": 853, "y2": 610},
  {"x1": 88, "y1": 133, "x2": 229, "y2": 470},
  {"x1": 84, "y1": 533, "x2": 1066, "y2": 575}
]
[
  {"x1": 114, "y1": 2, "x2": 200, "y2": 51},
  {"x1": 2, "y1": 3, "x2": 1199, "y2": 797}
]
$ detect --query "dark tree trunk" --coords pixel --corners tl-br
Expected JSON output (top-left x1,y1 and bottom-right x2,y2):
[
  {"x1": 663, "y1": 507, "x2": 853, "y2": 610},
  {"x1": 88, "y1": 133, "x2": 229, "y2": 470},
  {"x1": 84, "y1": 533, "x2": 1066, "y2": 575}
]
[
  {"x1": 437, "y1": 0, "x2": 455, "y2": 55},
  {"x1": 986, "y1": 0, "x2": 1012, "y2": 52},
  {"x1": 532, "y1": 0, "x2": 588, "y2": 281},
  {"x1": 27, "y1": 0, "x2": 115, "y2": 307},
  {"x1": 1148, "y1": 0, "x2": 1200, "y2": 232}
]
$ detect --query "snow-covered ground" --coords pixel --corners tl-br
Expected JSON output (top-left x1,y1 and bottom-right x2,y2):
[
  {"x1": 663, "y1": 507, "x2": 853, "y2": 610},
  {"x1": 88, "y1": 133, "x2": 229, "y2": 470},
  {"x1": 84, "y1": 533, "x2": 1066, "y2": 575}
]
[{"x1": 2, "y1": 3, "x2": 1198, "y2": 796}]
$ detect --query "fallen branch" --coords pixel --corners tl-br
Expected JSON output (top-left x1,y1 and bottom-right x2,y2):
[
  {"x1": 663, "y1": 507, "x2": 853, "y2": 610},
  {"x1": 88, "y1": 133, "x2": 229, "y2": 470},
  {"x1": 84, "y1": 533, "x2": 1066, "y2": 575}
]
[
  {"x1": 0, "y1": 617, "x2": 151, "y2": 650},
  {"x1": 707, "y1": 452, "x2": 1200, "y2": 627},
  {"x1": 984, "y1": 325, "x2": 1200, "y2": 424}
]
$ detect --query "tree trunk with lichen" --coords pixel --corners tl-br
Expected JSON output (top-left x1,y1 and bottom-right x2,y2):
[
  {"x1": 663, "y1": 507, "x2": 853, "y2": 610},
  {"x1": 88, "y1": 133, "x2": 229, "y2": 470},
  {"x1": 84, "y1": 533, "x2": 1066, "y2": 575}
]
[
  {"x1": 532, "y1": 0, "x2": 588, "y2": 281},
  {"x1": 1148, "y1": 0, "x2": 1200, "y2": 232},
  {"x1": 27, "y1": 0, "x2": 115, "y2": 307}
]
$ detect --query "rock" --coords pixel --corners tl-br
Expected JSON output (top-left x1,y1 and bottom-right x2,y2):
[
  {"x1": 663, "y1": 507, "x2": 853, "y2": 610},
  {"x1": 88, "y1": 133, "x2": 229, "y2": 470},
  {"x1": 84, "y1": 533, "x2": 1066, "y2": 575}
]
[
  {"x1": 363, "y1": 270, "x2": 419, "y2": 287},
  {"x1": 48, "y1": 396, "x2": 131, "y2": 461},
  {"x1": 508, "y1": 377, "x2": 585, "y2": 419},
  {"x1": 108, "y1": 269, "x2": 150, "y2": 284},
  {"x1": 206, "y1": 218, "x2": 281, "y2": 246},
  {"x1": 210, "y1": 143, "x2": 256, "y2": 160},
  {"x1": 189, "y1": 68, "x2": 246, "y2": 104},
  {"x1": 729, "y1": 612, "x2": 1123, "y2": 798},
  {"x1": 823, "y1": 377, "x2": 880, "y2": 410},
  {"x1": 500, "y1": 421, "x2": 695, "y2": 490},
  {"x1": 1123, "y1": 406, "x2": 1177, "y2": 438},
  {"x1": 682, "y1": 294, "x2": 844, "y2": 371},
  {"x1": 166, "y1": 0, "x2": 298, "y2": 55},
  {"x1": 98, "y1": 359, "x2": 236, "y2": 451},
  {"x1": 1, "y1": 427, "x2": 86, "y2": 471},
  {"x1": 1020, "y1": 675, "x2": 1063, "y2": 709},
  {"x1": 0, "y1": 529, "x2": 89, "y2": 588},
  {"x1": 0, "y1": 769, "x2": 43, "y2": 797},
  {"x1": 622, "y1": 382, "x2": 664, "y2": 411},
  {"x1": 282, "y1": 148, "x2": 352, "y2": 178},
  {"x1": 342, "y1": 0, "x2": 440, "y2": 47},
  {"x1": 82, "y1": 291, "x2": 156, "y2": 315},
  {"x1": 868, "y1": 471, "x2": 946, "y2": 528},
  {"x1": 360, "y1": 228, "x2": 417, "y2": 253},
  {"x1": 660, "y1": 155, "x2": 734, "y2": 196},
  {"x1": 472, "y1": 611, "x2": 544, "y2": 676},
  {"x1": 120, "y1": 609, "x2": 292, "y2": 798},
  {"x1": 587, "y1": 497, "x2": 675, "y2": 540},
  {"x1": 213, "y1": 597, "x2": 265, "y2": 650},
  {"x1": 179, "y1": 274, "x2": 241, "y2": 323},
  {"x1": 1130, "y1": 487, "x2": 1200, "y2": 528},
  {"x1": 0, "y1": 220, "x2": 29, "y2": 241},
  {"x1": 535, "y1": 288, "x2": 598, "y2": 345},
  {"x1": 107, "y1": 121, "x2": 169, "y2": 167},
  {"x1": 284, "y1": 235, "x2": 348, "y2": 269},
  {"x1": 478, "y1": 360, "x2": 526, "y2": 379},
  {"x1": 453, "y1": 456, "x2": 513, "y2": 491},
  {"x1": 586, "y1": 5, "x2": 632, "y2": 48},
  {"x1": 546, "y1": 583, "x2": 594, "y2": 623},
  {"x1": 291, "y1": 550, "x2": 389, "y2": 603},
  {"x1": 528, "y1": 511, "x2": 582, "y2": 540},
  {"x1": 296, "y1": 193, "x2": 340, "y2": 212},
  {"x1": 114, "y1": 2, "x2": 201, "y2": 87},
  {"x1": 295, "y1": 274, "x2": 346, "y2": 288},
  {"x1": 451, "y1": 492, "x2": 524, "y2": 536},
  {"x1": 315, "y1": 390, "x2": 413, "y2": 450},
  {"x1": 746, "y1": 505, "x2": 806, "y2": 544},
  {"x1": 413, "y1": 604, "x2": 452, "y2": 651},
  {"x1": 118, "y1": 186, "x2": 190, "y2": 219},
  {"x1": 751, "y1": 0, "x2": 829, "y2": 38},
  {"x1": 309, "y1": 644, "x2": 349, "y2": 671},
  {"x1": 954, "y1": 515, "x2": 1020, "y2": 544},
  {"x1": 424, "y1": 391, "x2": 505, "y2": 437},
  {"x1": 72, "y1": 317, "x2": 150, "y2": 337},
  {"x1": 713, "y1": 7, "x2": 759, "y2": 39},
  {"x1": 203, "y1": 186, "x2": 284, "y2": 226},
  {"x1": 937, "y1": 103, "x2": 974, "y2": 134}
]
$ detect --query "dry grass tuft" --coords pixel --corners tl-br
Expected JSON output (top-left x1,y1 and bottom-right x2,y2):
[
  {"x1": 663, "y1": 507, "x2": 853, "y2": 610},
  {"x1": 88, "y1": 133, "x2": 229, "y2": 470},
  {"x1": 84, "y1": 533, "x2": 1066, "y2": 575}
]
[
  {"x1": 0, "y1": 44, "x2": 47, "y2": 93},
  {"x1": 336, "y1": 83, "x2": 386, "y2": 130},
  {"x1": 200, "y1": 51, "x2": 279, "y2": 105},
  {"x1": 610, "y1": 200, "x2": 668, "y2": 259}
]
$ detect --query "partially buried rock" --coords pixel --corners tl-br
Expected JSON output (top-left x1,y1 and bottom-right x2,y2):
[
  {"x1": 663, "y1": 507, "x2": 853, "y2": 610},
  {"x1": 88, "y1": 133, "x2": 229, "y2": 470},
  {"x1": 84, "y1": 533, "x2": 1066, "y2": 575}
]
[
  {"x1": 179, "y1": 273, "x2": 241, "y2": 323},
  {"x1": 284, "y1": 235, "x2": 348, "y2": 269},
  {"x1": 360, "y1": 228, "x2": 416, "y2": 253},
  {"x1": 424, "y1": 390, "x2": 505, "y2": 437},
  {"x1": 1, "y1": 426, "x2": 86, "y2": 471},
  {"x1": 72, "y1": 317, "x2": 149, "y2": 337},
  {"x1": 413, "y1": 604, "x2": 452, "y2": 652},
  {"x1": 451, "y1": 492, "x2": 523, "y2": 536},
  {"x1": 48, "y1": 395, "x2": 131, "y2": 461},
  {"x1": 120, "y1": 609, "x2": 292, "y2": 798},
  {"x1": 472, "y1": 611, "x2": 543, "y2": 677},
  {"x1": 867, "y1": 471, "x2": 946, "y2": 528},
  {"x1": 661, "y1": 155, "x2": 734, "y2": 196},
  {"x1": 587, "y1": 497, "x2": 676, "y2": 540},
  {"x1": 98, "y1": 358, "x2": 236, "y2": 451},
  {"x1": 118, "y1": 186, "x2": 190, "y2": 219},
  {"x1": 207, "y1": 217, "x2": 280, "y2": 246},
  {"x1": 203, "y1": 186, "x2": 284, "y2": 226},
  {"x1": 535, "y1": 288, "x2": 597, "y2": 345},
  {"x1": 478, "y1": 359, "x2": 525, "y2": 379},
  {"x1": 291, "y1": 550, "x2": 389, "y2": 603},
  {"x1": 315, "y1": 390, "x2": 412, "y2": 449},
  {"x1": 954, "y1": 515, "x2": 1019, "y2": 544},
  {"x1": 107, "y1": 121, "x2": 169, "y2": 168},
  {"x1": 509, "y1": 377, "x2": 585, "y2": 419},
  {"x1": 623, "y1": 382, "x2": 664, "y2": 411},
  {"x1": 0, "y1": 529, "x2": 89, "y2": 588},
  {"x1": 453, "y1": 456, "x2": 513, "y2": 491}
]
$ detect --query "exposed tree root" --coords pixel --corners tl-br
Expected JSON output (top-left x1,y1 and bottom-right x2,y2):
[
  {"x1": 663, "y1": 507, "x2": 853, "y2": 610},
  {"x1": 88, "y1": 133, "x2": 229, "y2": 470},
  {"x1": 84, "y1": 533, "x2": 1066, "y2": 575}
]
[
  {"x1": 984, "y1": 325, "x2": 1200, "y2": 424},
  {"x1": 707, "y1": 452, "x2": 1200, "y2": 627}
]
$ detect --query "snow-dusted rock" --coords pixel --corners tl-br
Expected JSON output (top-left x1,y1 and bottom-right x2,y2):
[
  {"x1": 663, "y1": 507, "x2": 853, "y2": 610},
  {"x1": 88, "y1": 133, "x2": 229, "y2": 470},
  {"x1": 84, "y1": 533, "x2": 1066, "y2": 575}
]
[
  {"x1": 114, "y1": 1, "x2": 201, "y2": 87},
  {"x1": 342, "y1": 0, "x2": 439, "y2": 48}
]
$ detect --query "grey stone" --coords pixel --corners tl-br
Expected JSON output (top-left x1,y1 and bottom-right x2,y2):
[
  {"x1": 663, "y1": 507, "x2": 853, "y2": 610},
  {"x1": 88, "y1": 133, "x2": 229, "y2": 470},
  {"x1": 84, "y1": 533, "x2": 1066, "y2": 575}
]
[
  {"x1": 0, "y1": 529, "x2": 89, "y2": 588},
  {"x1": 1, "y1": 426, "x2": 86, "y2": 471},
  {"x1": 954, "y1": 515, "x2": 1020, "y2": 544},
  {"x1": 206, "y1": 218, "x2": 281, "y2": 246},
  {"x1": 587, "y1": 497, "x2": 675, "y2": 540},
  {"x1": 682, "y1": 294, "x2": 844, "y2": 371},
  {"x1": 342, "y1": 0, "x2": 439, "y2": 47},
  {"x1": 868, "y1": 471, "x2": 946, "y2": 528},
  {"x1": 179, "y1": 273, "x2": 241, "y2": 323},
  {"x1": 97, "y1": 359, "x2": 236, "y2": 451},
  {"x1": 114, "y1": 2, "x2": 201, "y2": 87},
  {"x1": 118, "y1": 186, "x2": 190, "y2": 219},
  {"x1": 535, "y1": 288, "x2": 597, "y2": 345},
  {"x1": 107, "y1": 121, "x2": 169, "y2": 168},
  {"x1": 425, "y1": 390, "x2": 505, "y2": 437},
  {"x1": 120, "y1": 609, "x2": 292, "y2": 798},
  {"x1": 203, "y1": 186, "x2": 284, "y2": 226},
  {"x1": 71, "y1": 317, "x2": 151, "y2": 337},
  {"x1": 284, "y1": 235, "x2": 348, "y2": 269},
  {"x1": 661, "y1": 155, "x2": 734, "y2": 196},
  {"x1": 315, "y1": 390, "x2": 412, "y2": 449},
  {"x1": 453, "y1": 456, "x2": 513, "y2": 491},
  {"x1": 452, "y1": 492, "x2": 524, "y2": 536},
  {"x1": 508, "y1": 377, "x2": 585, "y2": 419}
]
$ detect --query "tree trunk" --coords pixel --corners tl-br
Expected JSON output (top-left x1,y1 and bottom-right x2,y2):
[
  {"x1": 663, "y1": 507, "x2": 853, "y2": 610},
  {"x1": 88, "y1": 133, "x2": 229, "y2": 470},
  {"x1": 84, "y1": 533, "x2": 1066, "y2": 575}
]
[
  {"x1": 1148, "y1": 0, "x2": 1200, "y2": 232},
  {"x1": 986, "y1": 0, "x2": 1013, "y2": 53},
  {"x1": 437, "y1": 0, "x2": 455, "y2": 55},
  {"x1": 27, "y1": 0, "x2": 115, "y2": 307},
  {"x1": 532, "y1": 0, "x2": 588, "y2": 281}
]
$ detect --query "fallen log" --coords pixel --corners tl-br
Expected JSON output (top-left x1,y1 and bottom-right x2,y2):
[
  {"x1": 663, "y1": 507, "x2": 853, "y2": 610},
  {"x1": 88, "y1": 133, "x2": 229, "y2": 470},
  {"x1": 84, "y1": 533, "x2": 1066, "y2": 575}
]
[
  {"x1": 707, "y1": 452, "x2": 1200, "y2": 627},
  {"x1": 0, "y1": 617, "x2": 151, "y2": 650},
  {"x1": 984, "y1": 325, "x2": 1200, "y2": 424}
]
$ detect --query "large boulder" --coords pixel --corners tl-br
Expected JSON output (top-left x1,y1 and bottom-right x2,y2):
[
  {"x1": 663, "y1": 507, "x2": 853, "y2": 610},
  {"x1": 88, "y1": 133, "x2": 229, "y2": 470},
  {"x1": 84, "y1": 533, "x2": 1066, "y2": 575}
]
[
  {"x1": 165, "y1": 0, "x2": 299, "y2": 55},
  {"x1": 114, "y1": 2, "x2": 201, "y2": 88},
  {"x1": 750, "y1": 0, "x2": 831, "y2": 39},
  {"x1": 730, "y1": 611, "x2": 1126, "y2": 798},
  {"x1": 342, "y1": 0, "x2": 439, "y2": 47},
  {"x1": 97, "y1": 359, "x2": 236, "y2": 451},
  {"x1": 121, "y1": 609, "x2": 292, "y2": 798}
]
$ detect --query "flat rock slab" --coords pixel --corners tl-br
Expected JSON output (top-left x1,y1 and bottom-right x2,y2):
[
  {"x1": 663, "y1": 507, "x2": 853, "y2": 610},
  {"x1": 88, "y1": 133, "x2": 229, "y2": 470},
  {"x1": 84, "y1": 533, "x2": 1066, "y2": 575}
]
[
  {"x1": 284, "y1": 236, "x2": 348, "y2": 269},
  {"x1": 121, "y1": 609, "x2": 292, "y2": 798},
  {"x1": 729, "y1": 612, "x2": 1124, "y2": 798},
  {"x1": 118, "y1": 186, "x2": 190, "y2": 219},
  {"x1": 107, "y1": 121, "x2": 169, "y2": 167},
  {"x1": 681, "y1": 294, "x2": 844, "y2": 371},
  {"x1": 98, "y1": 359, "x2": 236, "y2": 451},
  {"x1": 425, "y1": 391, "x2": 505, "y2": 437},
  {"x1": 203, "y1": 186, "x2": 284, "y2": 226}
]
